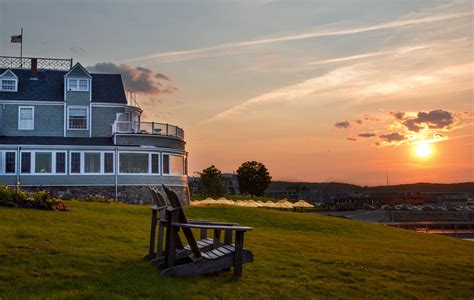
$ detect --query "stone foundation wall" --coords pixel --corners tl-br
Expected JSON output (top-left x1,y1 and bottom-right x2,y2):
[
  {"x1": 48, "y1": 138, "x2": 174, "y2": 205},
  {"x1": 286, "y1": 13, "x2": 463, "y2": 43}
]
[{"x1": 21, "y1": 185, "x2": 190, "y2": 206}]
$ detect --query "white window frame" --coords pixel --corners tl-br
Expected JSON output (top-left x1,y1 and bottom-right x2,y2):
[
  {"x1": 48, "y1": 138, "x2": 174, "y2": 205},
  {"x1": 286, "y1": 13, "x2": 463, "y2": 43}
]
[
  {"x1": 67, "y1": 78, "x2": 89, "y2": 92},
  {"x1": 0, "y1": 151, "x2": 17, "y2": 175},
  {"x1": 83, "y1": 152, "x2": 102, "y2": 175},
  {"x1": 20, "y1": 151, "x2": 32, "y2": 174},
  {"x1": 103, "y1": 152, "x2": 115, "y2": 174},
  {"x1": 55, "y1": 152, "x2": 67, "y2": 174},
  {"x1": 20, "y1": 151, "x2": 67, "y2": 175},
  {"x1": 0, "y1": 151, "x2": 3, "y2": 175},
  {"x1": 70, "y1": 151, "x2": 82, "y2": 174},
  {"x1": 18, "y1": 106, "x2": 35, "y2": 130},
  {"x1": 69, "y1": 151, "x2": 115, "y2": 175},
  {"x1": 151, "y1": 153, "x2": 161, "y2": 175},
  {"x1": 0, "y1": 78, "x2": 18, "y2": 92},
  {"x1": 161, "y1": 152, "x2": 185, "y2": 177},
  {"x1": 67, "y1": 106, "x2": 89, "y2": 130},
  {"x1": 118, "y1": 151, "x2": 151, "y2": 175}
]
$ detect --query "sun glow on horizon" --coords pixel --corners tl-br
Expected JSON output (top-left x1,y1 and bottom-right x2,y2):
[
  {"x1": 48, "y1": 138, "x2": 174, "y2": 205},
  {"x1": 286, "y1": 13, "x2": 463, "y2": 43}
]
[{"x1": 415, "y1": 143, "x2": 432, "y2": 158}]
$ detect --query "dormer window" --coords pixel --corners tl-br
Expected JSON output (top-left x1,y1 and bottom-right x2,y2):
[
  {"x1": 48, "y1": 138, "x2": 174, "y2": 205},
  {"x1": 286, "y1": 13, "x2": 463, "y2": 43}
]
[
  {"x1": 67, "y1": 78, "x2": 89, "y2": 91},
  {"x1": 1, "y1": 79, "x2": 17, "y2": 92},
  {"x1": 0, "y1": 69, "x2": 19, "y2": 92}
]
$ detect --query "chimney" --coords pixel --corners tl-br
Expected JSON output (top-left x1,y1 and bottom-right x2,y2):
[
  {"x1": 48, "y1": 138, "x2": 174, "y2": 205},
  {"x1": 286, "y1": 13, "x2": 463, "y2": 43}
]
[{"x1": 31, "y1": 58, "x2": 38, "y2": 77}]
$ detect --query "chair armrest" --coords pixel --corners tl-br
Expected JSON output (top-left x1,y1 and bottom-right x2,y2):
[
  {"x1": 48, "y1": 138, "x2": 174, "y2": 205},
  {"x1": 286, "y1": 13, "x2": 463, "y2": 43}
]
[
  {"x1": 172, "y1": 222, "x2": 252, "y2": 232},
  {"x1": 188, "y1": 220, "x2": 239, "y2": 226},
  {"x1": 152, "y1": 205, "x2": 167, "y2": 211},
  {"x1": 188, "y1": 219, "x2": 212, "y2": 223}
]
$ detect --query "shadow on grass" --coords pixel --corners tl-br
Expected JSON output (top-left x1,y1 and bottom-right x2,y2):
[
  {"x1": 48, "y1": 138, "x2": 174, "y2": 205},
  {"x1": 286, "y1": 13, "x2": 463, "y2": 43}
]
[{"x1": 5, "y1": 259, "x2": 190, "y2": 299}]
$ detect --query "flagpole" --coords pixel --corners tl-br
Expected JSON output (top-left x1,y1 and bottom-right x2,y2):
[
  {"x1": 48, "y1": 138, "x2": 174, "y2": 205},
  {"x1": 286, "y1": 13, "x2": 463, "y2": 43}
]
[{"x1": 20, "y1": 28, "x2": 23, "y2": 67}]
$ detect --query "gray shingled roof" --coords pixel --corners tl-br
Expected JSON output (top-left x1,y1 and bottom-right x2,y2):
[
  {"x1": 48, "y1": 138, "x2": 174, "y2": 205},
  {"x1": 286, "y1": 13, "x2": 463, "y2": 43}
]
[
  {"x1": 0, "y1": 68, "x2": 127, "y2": 104},
  {"x1": 0, "y1": 136, "x2": 114, "y2": 146}
]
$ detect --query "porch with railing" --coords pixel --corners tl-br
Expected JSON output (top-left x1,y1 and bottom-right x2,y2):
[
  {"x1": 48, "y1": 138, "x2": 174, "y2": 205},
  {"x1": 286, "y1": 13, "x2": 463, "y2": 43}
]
[{"x1": 112, "y1": 121, "x2": 184, "y2": 139}]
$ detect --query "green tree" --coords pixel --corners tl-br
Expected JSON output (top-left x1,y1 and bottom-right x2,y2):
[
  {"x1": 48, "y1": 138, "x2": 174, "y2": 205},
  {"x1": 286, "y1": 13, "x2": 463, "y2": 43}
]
[
  {"x1": 236, "y1": 161, "x2": 272, "y2": 196},
  {"x1": 199, "y1": 165, "x2": 228, "y2": 197}
]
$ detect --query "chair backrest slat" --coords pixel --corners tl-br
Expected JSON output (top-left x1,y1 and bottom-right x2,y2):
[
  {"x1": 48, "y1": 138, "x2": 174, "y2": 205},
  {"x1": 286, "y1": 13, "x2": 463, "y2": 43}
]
[
  {"x1": 148, "y1": 186, "x2": 167, "y2": 207},
  {"x1": 163, "y1": 185, "x2": 202, "y2": 258}
]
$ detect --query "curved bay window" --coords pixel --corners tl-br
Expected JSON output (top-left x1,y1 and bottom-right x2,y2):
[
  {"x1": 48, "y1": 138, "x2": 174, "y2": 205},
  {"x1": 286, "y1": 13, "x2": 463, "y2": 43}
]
[
  {"x1": 119, "y1": 153, "x2": 149, "y2": 174},
  {"x1": 162, "y1": 154, "x2": 185, "y2": 176}
]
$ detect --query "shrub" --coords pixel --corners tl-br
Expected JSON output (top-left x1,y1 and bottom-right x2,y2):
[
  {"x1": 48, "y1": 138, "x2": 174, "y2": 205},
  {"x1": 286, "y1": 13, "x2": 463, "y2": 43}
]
[
  {"x1": 0, "y1": 186, "x2": 12, "y2": 204},
  {"x1": 0, "y1": 186, "x2": 70, "y2": 212}
]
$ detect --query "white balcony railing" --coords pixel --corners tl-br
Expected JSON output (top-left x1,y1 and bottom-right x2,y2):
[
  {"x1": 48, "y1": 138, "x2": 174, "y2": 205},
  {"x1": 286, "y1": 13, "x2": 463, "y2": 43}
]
[{"x1": 112, "y1": 121, "x2": 184, "y2": 139}]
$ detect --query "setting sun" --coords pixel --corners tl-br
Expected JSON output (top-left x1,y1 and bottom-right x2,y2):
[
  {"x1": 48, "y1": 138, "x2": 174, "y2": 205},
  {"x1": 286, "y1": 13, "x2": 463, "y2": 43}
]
[{"x1": 415, "y1": 143, "x2": 432, "y2": 158}]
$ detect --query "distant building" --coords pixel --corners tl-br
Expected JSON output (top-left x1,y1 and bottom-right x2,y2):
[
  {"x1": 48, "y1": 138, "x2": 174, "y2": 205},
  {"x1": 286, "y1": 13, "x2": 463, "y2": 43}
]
[
  {"x1": 295, "y1": 190, "x2": 323, "y2": 203},
  {"x1": 188, "y1": 173, "x2": 240, "y2": 195},
  {"x1": 429, "y1": 192, "x2": 469, "y2": 206},
  {"x1": 188, "y1": 176, "x2": 201, "y2": 195},
  {"x1": 222, "y1": 173, "x2": 240, "y2": 195},
  {"x1": 264, "y1": 190, "x2": 298, "y2": 200}
]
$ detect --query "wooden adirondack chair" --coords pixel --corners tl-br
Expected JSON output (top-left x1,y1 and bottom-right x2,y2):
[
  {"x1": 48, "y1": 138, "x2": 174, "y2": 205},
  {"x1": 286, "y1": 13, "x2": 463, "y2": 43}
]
[
  {"x1": 146, "y1": 187, "x2": 239, "y2": 268},
  {"x1": 161, "y1": 186, "x2": 253, "y2": 277}
]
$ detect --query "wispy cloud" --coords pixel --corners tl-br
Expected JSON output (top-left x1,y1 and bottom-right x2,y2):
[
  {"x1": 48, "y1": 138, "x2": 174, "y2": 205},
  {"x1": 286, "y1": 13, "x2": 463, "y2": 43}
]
[
  {"x1": 207, "y1": 65, "x2": 362, "y2": 121},
  {"x1": 118, "y1": 11, "x2": 472, "y2": 64},
  {"x1": 207, "y1": 59, "x2": 472, "y2": 122},
  {"x1": 306, "y1": 45, "x2": 428, "y2": 65}
]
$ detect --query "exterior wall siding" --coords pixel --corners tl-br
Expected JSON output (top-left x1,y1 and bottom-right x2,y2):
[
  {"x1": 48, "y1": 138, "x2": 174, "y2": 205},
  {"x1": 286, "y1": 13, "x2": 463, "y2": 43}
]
[
  {"x1": 15, "y1": 175, "x2": 187, "y2": 187},
  {"x1": 115, "y1": 135, "x2": 186, "y2": 150},
  {"x1": 66, "y1": 67, "x2": 90, "y2": 77},
  {"x1": 0, "y1": 103, "x2": 64, "y2": 136},
  {"x1": 19, "y1": 175, "x2": 116, "y2": 186},
  {"x1": 91, "y1": 106, "x2": 124, "y2": 137},
  {"x1": 65, "y1": 91, "x2": 89, "y2": 104},
  {"x1": 1, "y1": 175, "x2": 17, "y2": 186},
  {"x1": 117, "y1": 175, "x2": 187, "y2": 186}
]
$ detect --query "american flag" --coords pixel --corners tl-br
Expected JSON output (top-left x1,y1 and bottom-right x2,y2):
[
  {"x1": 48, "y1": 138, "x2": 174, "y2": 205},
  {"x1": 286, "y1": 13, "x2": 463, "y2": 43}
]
[{"x1": 11, "y1": 34, "x2": 22, "y2": 43}]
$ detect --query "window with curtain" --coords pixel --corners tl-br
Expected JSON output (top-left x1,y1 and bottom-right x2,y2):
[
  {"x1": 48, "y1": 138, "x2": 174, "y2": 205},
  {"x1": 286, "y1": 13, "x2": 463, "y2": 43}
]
[{"x1": 84, "y1": 153, "x2": 101, "y2": 173}]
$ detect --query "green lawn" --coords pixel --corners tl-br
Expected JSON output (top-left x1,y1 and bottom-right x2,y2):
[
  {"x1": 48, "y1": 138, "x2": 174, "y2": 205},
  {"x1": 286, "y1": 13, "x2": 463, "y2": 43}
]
[{"x1": 0, "y1": 201, "x2": 473, "y2": 299}]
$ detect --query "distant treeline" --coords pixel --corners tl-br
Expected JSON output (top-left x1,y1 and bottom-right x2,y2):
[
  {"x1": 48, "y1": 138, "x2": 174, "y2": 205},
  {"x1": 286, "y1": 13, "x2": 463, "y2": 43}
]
[{"x1": 267, "y1": 181, "x2": 474, "y2": 193}]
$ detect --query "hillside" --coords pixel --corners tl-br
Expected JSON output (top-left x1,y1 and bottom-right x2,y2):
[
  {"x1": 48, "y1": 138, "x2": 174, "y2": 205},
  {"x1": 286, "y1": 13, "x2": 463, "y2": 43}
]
[
  {"x1": 268, "y1": 181, "x2": 362, "y2": 193},
  {"x1": 368, "y1": 182, "x2": 474, "y2": 193},
  {"x1": 268, "y1": 181, "x2": 474, "y2": 193},
  {"x1": 0, "y1": 202, "x2": 473, "y2": 299}
]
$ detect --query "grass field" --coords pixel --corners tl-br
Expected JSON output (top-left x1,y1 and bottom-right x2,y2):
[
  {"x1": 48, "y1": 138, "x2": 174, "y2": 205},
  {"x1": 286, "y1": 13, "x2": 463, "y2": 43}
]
[{"x1": 0, "y1": 201, "x2": 473, "y2": 299}]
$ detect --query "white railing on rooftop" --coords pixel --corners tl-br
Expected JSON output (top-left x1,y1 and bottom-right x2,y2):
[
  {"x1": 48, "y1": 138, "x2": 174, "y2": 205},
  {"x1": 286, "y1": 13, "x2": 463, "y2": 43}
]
[
  {"x1": 0, "y1": 56, "x2": 73, "y2": 70},
  {"x1": 112, "y1": 121, "x2": 184, "y2": 139}
]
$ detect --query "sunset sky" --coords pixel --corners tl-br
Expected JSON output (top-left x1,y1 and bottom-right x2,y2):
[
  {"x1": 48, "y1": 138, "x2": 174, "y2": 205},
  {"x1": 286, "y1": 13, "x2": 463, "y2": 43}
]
[{"x1": 1, "y1": 0, "x2": 473, "y2": 185}]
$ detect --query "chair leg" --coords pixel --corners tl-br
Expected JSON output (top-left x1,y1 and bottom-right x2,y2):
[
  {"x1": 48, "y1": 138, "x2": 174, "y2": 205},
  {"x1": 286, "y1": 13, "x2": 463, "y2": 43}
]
[
  {"x1": 233, "y1": 231, "x2": 244, "y2": 277},
  {"x1": 165, "y1": 210, "x2": 179, "y2": 267},
  {"x1": 148, "y1": 209, "x2": 157, "y2": 259}
]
